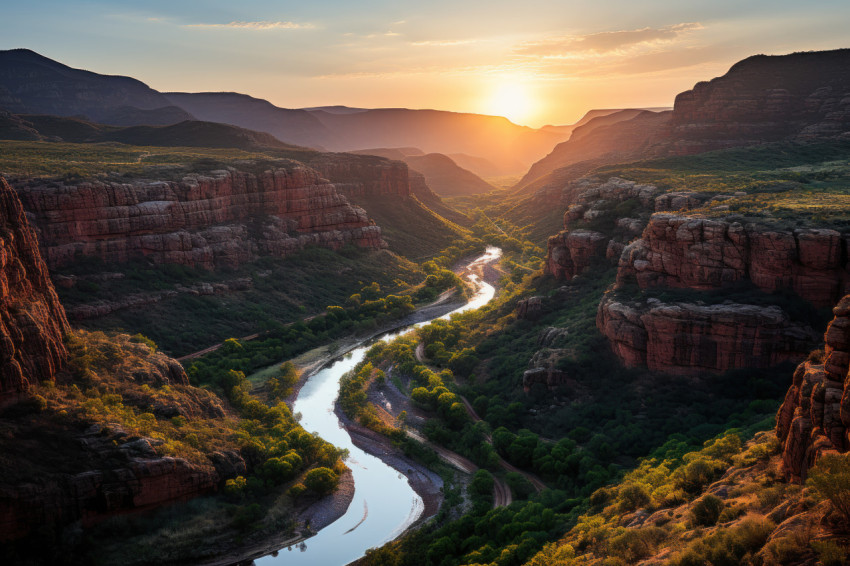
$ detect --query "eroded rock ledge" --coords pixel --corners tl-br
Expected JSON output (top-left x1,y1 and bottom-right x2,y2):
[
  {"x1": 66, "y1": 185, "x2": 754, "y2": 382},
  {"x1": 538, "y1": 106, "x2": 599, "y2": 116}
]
[
  {"x1": 777, "y1": 295, "x2": 850, "y2": 480},
  {"x1": 596, "y1": 296, "x2": 818, "y2": 376},
  {"x1": 15, "y1": 164, "x2": 386, "y2": 270},
  {"x1": 618, "y1": 214, "x2": 849, "y2": 308},
  {"x1": 0, "y1": 176, "x2": 68, "y2": 398}
]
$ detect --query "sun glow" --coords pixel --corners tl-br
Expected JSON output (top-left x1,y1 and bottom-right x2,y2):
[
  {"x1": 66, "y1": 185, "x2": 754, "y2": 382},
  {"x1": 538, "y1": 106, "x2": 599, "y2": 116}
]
[{"x1": 484, "y1": 82, "x2": 538, "y2": 125}]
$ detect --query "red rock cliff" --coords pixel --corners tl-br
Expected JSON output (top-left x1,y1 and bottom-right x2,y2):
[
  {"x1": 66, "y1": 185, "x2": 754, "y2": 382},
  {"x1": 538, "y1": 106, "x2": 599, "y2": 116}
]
[
  {"x1": 596, "y1": 295, "x2": 817, "y2": 376},
  {"x1": 617, "y1": 214, "x2": 849, "y2": 308},
  {"x1": 0, "y1": 176, "x2": 68, "y2": 399},
  {"x1": 777, "y1": 295, "x2": 850, "y2": 481},
  {"x1": 15, "y1": 164, "x2": 386, "y2": 270}
]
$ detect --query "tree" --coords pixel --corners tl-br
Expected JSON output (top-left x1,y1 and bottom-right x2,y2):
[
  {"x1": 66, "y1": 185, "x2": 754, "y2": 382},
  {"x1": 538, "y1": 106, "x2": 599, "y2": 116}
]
[{"x1": 304, "y1": 467, "x2": 339, "y2": 495}]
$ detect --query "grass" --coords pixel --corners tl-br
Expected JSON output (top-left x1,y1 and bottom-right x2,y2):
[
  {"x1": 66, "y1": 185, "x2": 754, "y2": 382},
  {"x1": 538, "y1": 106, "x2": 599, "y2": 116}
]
[{"x1": 0, "y1": 139, "x2": 319, "y2": 181}]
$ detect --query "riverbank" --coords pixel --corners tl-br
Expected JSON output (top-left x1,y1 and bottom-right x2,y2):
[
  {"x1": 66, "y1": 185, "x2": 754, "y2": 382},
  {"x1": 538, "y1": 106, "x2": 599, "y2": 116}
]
[
  {"x1": 281, "y1": 288, "x2": 465, "y2": 408},
  {"x1": 334, "y1": 406, "x2": 445, "y2": 524},
  {"x1": 88, "y1": 468, "x2": 356, "y2": 566}
]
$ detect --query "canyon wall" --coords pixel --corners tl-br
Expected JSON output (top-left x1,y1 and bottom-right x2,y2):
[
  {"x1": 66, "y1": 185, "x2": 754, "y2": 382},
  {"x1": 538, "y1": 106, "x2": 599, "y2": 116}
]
[
  {"x1": 777, "y1": 295, "x2": 850, "y2": 481},
  {"x1": 0, "y1": 177, "x2": 68, "y2": 399},
  {"x1": 617, "y1": 214, "x2": 849, "y2": 308},
  {"x1": 15, "y1": 164, "x2": 386, "y2": 270},
  {"x1": 596, "y1": 296, "x2": 818, "y2": 376}
]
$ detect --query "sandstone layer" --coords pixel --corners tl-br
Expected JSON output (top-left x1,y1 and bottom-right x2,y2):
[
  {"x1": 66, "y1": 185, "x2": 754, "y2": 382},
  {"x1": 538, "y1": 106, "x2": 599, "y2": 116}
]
[
  {"x1": 597, "y1": 296, "x2": 818, "y2": 375},
  {"x1": 617, "y1": 214, "x2": 849, "y2": 308},
  {"x1": 15, "y1": 164, "x2": 386, "y2": 270},
  {"x1": 0, "y1": 176, "x2": 68, "y2": 398},
  {"x1": 777, "y1": 295, "x2": 850, "y2": 480}
]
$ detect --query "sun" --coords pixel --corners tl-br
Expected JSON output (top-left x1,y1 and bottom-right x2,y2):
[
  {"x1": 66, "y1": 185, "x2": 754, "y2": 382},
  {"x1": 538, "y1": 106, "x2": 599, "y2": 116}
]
[{"x1": 485, "y1": 82, "x2": 537, "y2": 125}]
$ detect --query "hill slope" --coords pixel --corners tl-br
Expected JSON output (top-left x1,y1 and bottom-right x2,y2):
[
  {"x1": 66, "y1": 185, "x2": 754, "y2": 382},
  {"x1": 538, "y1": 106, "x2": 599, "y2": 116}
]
[{"x1": 0, "y1": 49, "x2": 192, "y2": 125}]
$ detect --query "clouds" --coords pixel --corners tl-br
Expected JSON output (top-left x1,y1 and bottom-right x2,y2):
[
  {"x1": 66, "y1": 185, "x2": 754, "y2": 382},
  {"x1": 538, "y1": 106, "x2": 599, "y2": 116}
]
[
  {"x1": 185, "y1": 20, "x2": 314, "y2": 30},
  {"x1": 516, "y1": 23, "x2": 703, "y2": 57}
]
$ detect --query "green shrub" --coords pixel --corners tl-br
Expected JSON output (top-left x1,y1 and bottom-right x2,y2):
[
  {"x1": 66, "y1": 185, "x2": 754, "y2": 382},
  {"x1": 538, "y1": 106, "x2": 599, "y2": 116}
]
[
  {"x1": 690, "y1": 494, "x2": 724, "y2": 527},
  {"x1": 304, "y1": 467, "x2": 339, "y2": 495}
]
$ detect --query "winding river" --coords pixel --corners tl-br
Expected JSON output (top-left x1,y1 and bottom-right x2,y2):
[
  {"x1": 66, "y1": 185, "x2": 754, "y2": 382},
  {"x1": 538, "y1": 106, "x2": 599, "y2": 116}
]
[{"x1": 254, "y1": 246, "x2": 502, "y2": 566}]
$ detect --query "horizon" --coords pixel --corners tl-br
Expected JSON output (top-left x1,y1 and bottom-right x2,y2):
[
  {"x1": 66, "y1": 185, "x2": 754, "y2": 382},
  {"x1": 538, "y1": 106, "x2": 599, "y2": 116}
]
[{"x1": 4, "y1": 1, "x2": 850, "y2": 127}]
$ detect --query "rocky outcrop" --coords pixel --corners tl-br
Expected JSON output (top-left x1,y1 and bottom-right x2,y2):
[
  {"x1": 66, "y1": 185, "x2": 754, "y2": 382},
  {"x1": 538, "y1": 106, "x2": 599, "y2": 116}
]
[
  {"x1": 516, "y1": 296, "x2": 547, "y2": 320},
  {"x1": 544, "y1": 177, "x2": 660, "y2": 280},
  {"x1": 617, "y1": 214, "x2": 849, "y2": 308},
  {"x1": 597, "y1": 296, "x2": 818, "y2": 375},
  {"x1": 15, "y1": 164, "x2": 386, "y2": 270},
  {"x1": 0, "y1": 177, "x2": 68, "y2": 399},
  {"x1": 777, "y1": 295, "x2": 850, "y2": 480},
  {"x1": 546, "y1": 230, "x2": 608, "y2": 279}
]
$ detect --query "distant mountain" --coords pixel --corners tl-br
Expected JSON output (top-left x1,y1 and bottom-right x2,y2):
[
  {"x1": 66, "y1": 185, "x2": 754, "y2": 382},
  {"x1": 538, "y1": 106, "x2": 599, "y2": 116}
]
[
  {"x1": 516, "y1": 49, "x2": 850, "y2": 191},
  {"x1": 300, "y1": 105, "x2": 369, "y2": 115},
  {"x1": 516, "y1": 110, "x2": 671, "y2": 189},
  {"x1": 352, "y1": 148, "x2": 494, "y2": 196},
  {"x1": 538, "y1": 107, "x2": 672, "y2": 137},
  {"x1": 445, "y1": 153, "x2": 521, "y2": 178},
  {"x1": 163, "y1": 92, "x2": 330, "y2": 149},
  {"x1": 0, "y1": 49, "x2": 193, "y2": 125},
  {"x1": 0, "y1": 111, "x2": 302, "y2": 151},
  {"x1": 0, "y1": 49, "x2": 572, "y2": 169},
  {"x1": 307, "y1": 108, "x2": 565, "y2": 170}
]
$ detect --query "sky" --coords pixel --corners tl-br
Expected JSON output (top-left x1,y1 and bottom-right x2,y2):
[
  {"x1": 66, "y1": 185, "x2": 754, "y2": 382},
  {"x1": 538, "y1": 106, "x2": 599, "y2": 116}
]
[{"x1": 3, "y1": 0, "x2": 849, "y2": 127}]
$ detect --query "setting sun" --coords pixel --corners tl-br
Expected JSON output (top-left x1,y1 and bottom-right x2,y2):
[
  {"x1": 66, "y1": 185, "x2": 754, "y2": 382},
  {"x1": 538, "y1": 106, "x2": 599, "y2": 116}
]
[{"x1": 485, "y1": 82, "x2": 537, "y2": 125}]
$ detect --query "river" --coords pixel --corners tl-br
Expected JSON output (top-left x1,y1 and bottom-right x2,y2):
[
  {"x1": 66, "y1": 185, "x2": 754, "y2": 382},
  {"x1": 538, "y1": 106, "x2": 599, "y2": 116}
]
[{"x1": 253, "y1": 246, "x2": 502, "y2": 566}]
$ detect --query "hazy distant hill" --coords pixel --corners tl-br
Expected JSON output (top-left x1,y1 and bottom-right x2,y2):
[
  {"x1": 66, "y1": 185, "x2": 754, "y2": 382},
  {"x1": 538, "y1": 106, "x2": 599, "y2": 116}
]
[
  {"x1": 308, "y1": 108, "x2": 564, "y2": 172},
  {"x1": 164, "y1": 92, "x2": 330, "y2": 149},
  {"x1": 352, "y1": 148, "x2": 494, "y2": 196},
  {"x1": 0, "y1": 111, "x2": 303, "y2": 151},
  {"x1": 516, "y1": 109, "x2": 671, "y2": 189},
  {"x1": 0, "y1": 49, "x2": 193, "y2": 125},
  {"x1": 0, "y1": 49, "x2": 572, "y2": 171}
]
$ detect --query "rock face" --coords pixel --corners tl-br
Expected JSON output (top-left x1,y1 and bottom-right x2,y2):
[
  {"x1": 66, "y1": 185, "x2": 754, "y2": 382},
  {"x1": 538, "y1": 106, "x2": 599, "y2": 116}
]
[
  {"x1": 15, "y1": 165, "x2": 386, "y2": 270},
  {"x1": 546, "y1": 230, "x2": 608, "y2": 279},
  {"x1": 597, "y1": 296, "x2": 818, "y2": 375},
  {"x1": 0, "y1": 177, "x2": 68, "y2": 399},
  {"x1": 617, "y1": 214, "x2": 849, "y2": 308},
  {"x1": 671, "y1": 49, "x2": 850, "y2": 154},
  {"x1": 544, "y1": 177, "x2": 659, "y2": 280},
  {"x1": 777, "y1": 295, "x2": 850, "y2": 480}
]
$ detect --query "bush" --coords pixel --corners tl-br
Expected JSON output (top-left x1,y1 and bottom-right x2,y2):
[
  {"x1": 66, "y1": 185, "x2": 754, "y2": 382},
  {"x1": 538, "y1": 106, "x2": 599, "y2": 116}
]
[
  {"x1": 689, "y1": 494, "x2": 724, "y2": 526},
  {"x1": 812, "y1": 540, "x2": 848, "y2": 566},
  {"x1": 807, "y1": 453, "x2": 850, "y2": 524},
  {"x1": 304, "y1": 467, "x2": 339, "y2": 495}
]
